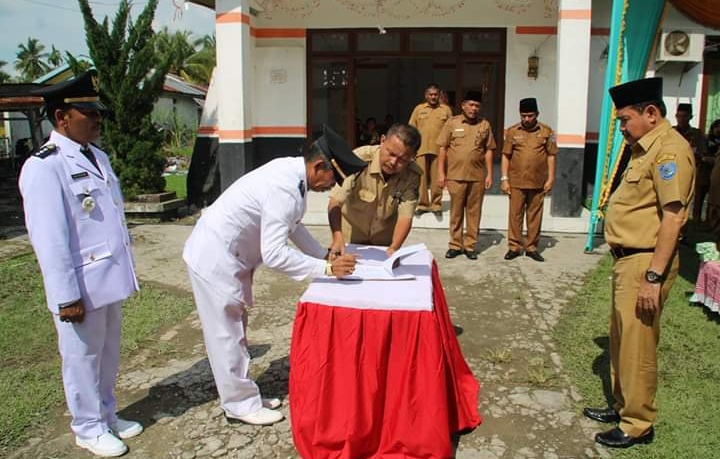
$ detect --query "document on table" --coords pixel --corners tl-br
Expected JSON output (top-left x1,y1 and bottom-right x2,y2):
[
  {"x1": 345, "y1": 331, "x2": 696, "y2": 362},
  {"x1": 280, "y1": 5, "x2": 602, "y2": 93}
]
[{"x1": 342, "y1": 243, "x2": 427, "y2": 281}]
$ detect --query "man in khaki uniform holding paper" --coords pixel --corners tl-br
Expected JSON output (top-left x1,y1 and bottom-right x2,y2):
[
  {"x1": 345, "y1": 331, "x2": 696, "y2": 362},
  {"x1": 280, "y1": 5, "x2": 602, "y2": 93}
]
[
  {"x1": 409, "y1": 83, "x2": 453, "y2": 214},
  {"x1": 583, "y1": 77, "x2": 694, "y2": 448},
  {"x1": 500, "y1": 97, "x2": 557, "y2": 262},
  {"x1": 328, "y1": 123, "x2": 421, "y2": 256},
  {"x1": 437, "y1": 90, "x2": 496, "y2": 260}
]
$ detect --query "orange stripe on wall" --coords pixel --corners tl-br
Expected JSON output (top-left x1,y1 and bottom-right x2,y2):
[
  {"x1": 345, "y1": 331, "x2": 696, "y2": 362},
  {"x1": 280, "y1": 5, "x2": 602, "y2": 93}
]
[
  {"x1": 219, "y1": 129, "x2": 253, "y2": 140},
  {"x1": 586, "y1": 132, "x2": 599, "y2": 141},
  {"x1": 559, "y1": 9, "x2": 592, "y2": 19},
  {"x1": 252, "y1": 28, "x2": 306, "y2": 38},
  {"x1": 198, "y1": 125, "x2": 219, "y2": 135},
  {"x1": 591, "y1": 28, "x2": 610, "y2": 36},
  {"x1": 254, "y1": 126, "x2": 307, "y2": 135},
  {"x1": 216, "y1": 12, "x2": 250, "y2": 24},
  {"x1": 207, "y1": 127, "x2": 307, "y2": 140},
  {"x1": 556, "y1": 134, "x2": 586, "y2": 144}
]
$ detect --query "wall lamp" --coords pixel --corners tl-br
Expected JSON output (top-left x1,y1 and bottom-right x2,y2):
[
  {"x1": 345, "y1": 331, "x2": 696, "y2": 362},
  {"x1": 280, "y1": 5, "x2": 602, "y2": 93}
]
[{"x1": 528, "y1": 55, "x2": 539, "y2": 79}]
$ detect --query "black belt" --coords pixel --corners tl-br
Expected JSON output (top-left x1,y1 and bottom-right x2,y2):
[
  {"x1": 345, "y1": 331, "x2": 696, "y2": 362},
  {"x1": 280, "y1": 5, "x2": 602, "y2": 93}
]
[{"x1": 609, "y1": 246, "x2": 654, "y2": 259}]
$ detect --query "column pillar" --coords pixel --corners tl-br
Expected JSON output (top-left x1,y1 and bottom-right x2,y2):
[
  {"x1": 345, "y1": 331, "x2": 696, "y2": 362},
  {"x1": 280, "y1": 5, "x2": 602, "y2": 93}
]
[
  {"x1": 552, "y1": 0, "x2": 592, "y2": 217},
  {"x1": 216, "y1": 0, "x2": 254, "y2": 190}
]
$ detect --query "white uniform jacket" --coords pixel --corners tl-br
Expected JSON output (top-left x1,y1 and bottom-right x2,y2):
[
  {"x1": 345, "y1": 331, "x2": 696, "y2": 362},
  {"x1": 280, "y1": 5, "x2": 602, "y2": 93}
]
[
  {"x1": 183, "y1": 156, "x2": 327, "y2": 305},
  {"x1": 19, "y1": 131, "x2": 139, "y2": 314}
]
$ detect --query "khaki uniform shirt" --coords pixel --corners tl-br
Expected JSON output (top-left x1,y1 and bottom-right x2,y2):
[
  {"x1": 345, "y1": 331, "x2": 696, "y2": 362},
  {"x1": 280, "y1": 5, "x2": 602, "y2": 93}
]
[
  {"x1": 605, "y1": 120, "x2": 695, "y2": 248},
  {"x1": 437, "y1": 115, "x2": 497, "y2": 182},
  {"x1": 409, "y1": 102, "x2": 453, "y2": 157},
  {"x1": 502, "y1": 122, "x2": 558, "y2": 189},
  {"x1": 329, "y1": 145, "x2": 421, "y2": 245},
  {"x1": 676, "y1": 126, "x2": 710, "y2": 186}
]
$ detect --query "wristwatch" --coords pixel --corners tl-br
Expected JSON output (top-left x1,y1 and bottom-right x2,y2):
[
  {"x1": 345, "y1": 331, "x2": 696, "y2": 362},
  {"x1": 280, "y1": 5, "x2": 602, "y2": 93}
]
[
  {"x1": 645, "y1": 269, "x2": 665, "y2": 284},
  {"x1": 500, "y1": 176, "x2": 509, "y2": 181}
]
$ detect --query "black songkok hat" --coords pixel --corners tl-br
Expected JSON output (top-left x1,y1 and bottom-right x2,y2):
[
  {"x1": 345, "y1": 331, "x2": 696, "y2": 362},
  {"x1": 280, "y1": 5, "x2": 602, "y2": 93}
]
[
  {"x1": 608, "y1": 77, "x2": 663, "y2": 110},
  {"x1": 33, "y1": 69, "x2": 107, "y2": 111},
  {"x1": 463, "y1": 90, "x2": 483, "y2": 103},
  {"x1": 315, "y1": 125, "x2": 367, "y2": 185},
  {"x1": 677, "y1": 103, "x2": 693, "y2": 114},
  {"x1": 519, "y1": 97, "x2": 538, "y2": 113}
]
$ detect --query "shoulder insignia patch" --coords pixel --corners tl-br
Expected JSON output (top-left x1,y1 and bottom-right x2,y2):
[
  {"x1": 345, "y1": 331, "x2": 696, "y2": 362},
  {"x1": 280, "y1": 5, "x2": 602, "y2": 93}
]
[
  {"x1": 298, "y1": 179, "x2": 305, "y2": 198},
  {"x1": 658, "y1": 161, "x2": 677, "y2": 180},
  {"x1": 34, "y1": 143, "x2": 57, "y2": 159}
]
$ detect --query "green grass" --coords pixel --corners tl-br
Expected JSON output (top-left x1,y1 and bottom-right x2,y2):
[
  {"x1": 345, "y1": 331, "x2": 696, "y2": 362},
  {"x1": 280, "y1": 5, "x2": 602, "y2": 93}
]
[
  {"x1": 164, "y1": 173, "x2": 187, "y2": 199},
  {"x1": 555, "y1": 249, "x2": 720, "y2": 458},
  {"x1": 0, "y1": 252, "x2": 194, "y2": 452}
]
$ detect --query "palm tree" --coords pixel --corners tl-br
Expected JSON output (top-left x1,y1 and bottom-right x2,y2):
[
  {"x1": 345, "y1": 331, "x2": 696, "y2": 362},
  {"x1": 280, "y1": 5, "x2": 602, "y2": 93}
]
[
  {"x1": 155, "y1": 28, "x2": 215, "y2": 86},
  {"x1": 48, "y1": 45, "x2": 64, "y2": 67},
  {"x1": 155, "y1": 27, "x2": 195, "y2": 75},
  {"x1": 0, "y1": 60, "x2": 11, "y2": 83},
  {"x1": 14, "y1": 37, "x2": 50, "y2": 81},
  {"x1": 184, "y1": 34, "x2": 215, "y2": 86}
]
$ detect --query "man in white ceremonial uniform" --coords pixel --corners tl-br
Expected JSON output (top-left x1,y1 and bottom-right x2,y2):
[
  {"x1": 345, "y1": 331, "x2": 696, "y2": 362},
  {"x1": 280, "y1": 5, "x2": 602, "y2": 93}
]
[
  {"x1": 183, "y1": 125, "x2": 364, "y2": 425},
  {"x1": 19, "y1": 70, "x2": 143, "y2": 457}
]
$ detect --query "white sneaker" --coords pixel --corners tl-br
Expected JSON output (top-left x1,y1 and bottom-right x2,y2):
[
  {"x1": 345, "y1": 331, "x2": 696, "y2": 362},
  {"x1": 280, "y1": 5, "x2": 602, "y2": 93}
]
[
  {"x1": 231, "y1": 407, "x2": 284, "y2": 425},
  {"x1": 262, "y1": 398, "x2": 282, "y2": 410},
  {"x1": 76, "y1": 431, "x2": 128, "y2": 457},
  {"x1": 110, "y1": 418, "x2": 143, "y2": 439}
]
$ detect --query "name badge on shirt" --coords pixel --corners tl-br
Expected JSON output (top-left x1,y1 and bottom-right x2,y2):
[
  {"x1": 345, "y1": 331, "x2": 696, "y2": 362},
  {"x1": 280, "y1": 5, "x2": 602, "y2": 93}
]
[{"x1": 71, "y1": 171, "x2": 90, "y2": 180}]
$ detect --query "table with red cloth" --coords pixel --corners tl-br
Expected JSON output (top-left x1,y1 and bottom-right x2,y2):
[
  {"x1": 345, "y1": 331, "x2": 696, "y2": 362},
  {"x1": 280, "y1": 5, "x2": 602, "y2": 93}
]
[
  {"x1": 690, "y1": 260, "x2": 720, "y2": 314},
  {"x1": 289, "y1": 245, "x2": 481, "y2": 459}
]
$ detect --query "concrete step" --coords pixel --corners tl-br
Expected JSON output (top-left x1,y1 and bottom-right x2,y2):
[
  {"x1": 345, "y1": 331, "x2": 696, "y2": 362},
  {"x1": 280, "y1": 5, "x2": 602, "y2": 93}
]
[{"x1": 303, "y1": 190, "x2": 592, "y2": 233}]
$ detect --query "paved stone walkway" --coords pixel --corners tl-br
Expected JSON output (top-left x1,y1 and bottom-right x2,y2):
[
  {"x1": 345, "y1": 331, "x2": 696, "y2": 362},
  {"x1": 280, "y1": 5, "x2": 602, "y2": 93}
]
[{"x1": 6, "y1": 224, "x2": 613, "y2": 459}]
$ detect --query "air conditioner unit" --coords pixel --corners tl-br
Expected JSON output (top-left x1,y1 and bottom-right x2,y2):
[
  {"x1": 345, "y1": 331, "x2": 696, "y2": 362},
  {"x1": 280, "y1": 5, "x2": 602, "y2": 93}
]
[{"x1": 656, "y1": 31, "x2": 704, "y2": 63}]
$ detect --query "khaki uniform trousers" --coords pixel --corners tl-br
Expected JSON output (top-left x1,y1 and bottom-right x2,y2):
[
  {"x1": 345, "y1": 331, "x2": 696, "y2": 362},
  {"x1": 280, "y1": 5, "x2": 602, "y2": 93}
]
[
  {"x1": 610, "y1": 252, "x2": 678, "y2": 437},
  {"x1": 508, "y1": 188, "x2": 545, "y2": 252},
  {"x1": 416, "y1": 155, "x2": 442, "y2": 211},
  {"x1": 446, "y1": 179, "x2": 485, "y2": 251}
]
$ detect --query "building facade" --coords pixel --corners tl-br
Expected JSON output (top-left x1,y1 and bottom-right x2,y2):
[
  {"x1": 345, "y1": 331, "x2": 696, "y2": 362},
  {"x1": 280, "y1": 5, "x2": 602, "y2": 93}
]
[{"x1": 187, "y1": 0, "x2": 714, "y2": 230}]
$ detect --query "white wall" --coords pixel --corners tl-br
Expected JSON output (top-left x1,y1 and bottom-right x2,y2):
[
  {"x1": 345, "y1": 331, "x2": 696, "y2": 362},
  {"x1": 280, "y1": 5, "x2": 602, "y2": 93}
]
[
  {"x1": 153, "y1": 95, "x2": 201, "y2": 130},
  {"x1": 504, "y1": 32, "x2": 557, "y2": 129},
  {"x1": 253, "y1": 44, "x2": 306, "y2": 130}
]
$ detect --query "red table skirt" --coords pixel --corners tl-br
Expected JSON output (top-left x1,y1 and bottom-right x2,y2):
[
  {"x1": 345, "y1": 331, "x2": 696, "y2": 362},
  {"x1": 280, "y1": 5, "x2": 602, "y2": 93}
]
[{"x1": 289, "y1": 262, "x2": 481, "y2": 459}]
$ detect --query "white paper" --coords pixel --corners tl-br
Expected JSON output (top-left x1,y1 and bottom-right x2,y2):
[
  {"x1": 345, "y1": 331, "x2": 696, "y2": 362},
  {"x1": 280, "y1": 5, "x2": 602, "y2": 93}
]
[{"x1": 341, "y1": 243, "x2": 427, "y2": 281}]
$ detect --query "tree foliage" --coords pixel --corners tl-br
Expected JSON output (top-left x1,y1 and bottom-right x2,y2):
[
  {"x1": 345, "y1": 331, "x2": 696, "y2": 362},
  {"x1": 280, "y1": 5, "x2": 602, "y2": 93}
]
[
  {"x1": 78, "y1": 0, "x2": 172, "y2": 198},
  {"x1": 14, "y1": 37, "x2": 50, "y2": 81},
  {"x1": 0, "y1": 60, "x2": 11, "y2": 84},
  {"x1": 155, "y1": 28, "x2": 215, "y2": 86}
]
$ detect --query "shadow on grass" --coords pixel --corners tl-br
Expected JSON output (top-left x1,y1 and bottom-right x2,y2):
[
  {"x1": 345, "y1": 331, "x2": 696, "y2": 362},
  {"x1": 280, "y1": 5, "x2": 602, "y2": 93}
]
[
  {"x1": 591, "y1": 336, "x2": 613, "y2": 407},
  {"x1": 117, "y1": 344, "x2": 287, "y2": 431}
]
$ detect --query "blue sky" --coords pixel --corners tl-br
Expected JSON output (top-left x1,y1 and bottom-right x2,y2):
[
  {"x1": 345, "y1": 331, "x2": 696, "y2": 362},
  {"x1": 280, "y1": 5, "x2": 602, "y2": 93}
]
[{"x1": 0, "y1": 0, "x2": 215, "y2": 76}]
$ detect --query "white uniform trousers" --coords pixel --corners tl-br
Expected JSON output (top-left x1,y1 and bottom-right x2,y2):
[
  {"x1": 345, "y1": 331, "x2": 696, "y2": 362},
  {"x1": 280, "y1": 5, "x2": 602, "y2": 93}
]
[
  {"x1": 188, "y1": 267, "x2": 263, "y2": 417},
  {"x1": 53, "y1": 301, "x2": 122, "y2": 439}
]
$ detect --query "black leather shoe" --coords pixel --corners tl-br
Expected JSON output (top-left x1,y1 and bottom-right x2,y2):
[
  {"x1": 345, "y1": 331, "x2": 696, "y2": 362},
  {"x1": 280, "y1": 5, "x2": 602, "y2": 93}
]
[
  {"x1": 595, "y1": 427, "x2": 653, "y2": 448},
  {"x1": 583, "y1": 407, "x2": 620, "y2": 423},
  {"x1": 504, "y1": 250, "x2": 522, "y2": 260},
  {"x1": 525, "y1": 251, "x2": 545, "y2": 262},
  {"x1": 465, "y1": 250, "x2": 478, "y2": 260},
  {"x1": 445, "y1": 249, "x2": 463, "y2": 259}
]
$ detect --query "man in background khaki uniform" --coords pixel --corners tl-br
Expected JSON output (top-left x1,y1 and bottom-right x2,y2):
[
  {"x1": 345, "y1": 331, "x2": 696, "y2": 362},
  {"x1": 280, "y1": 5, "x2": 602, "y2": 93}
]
[
  {"x1": 409, "y1": 83, "x2": 453, "y2": 215},
  {"x1": 437, "y1": 91, "x2": 495, "y2": 260},
  {"x1": 328, "y1": 123, "x2": 421, "y2": 256},
  {"x1": 500, "y1": 97, "x2": 557, "y2": 262},
  {"x1": 674, "y1": 103, "x2": 709, "y2": 224},
  {"x1": 583, "y1": 77, "x2": 694, "y2": 448}
]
